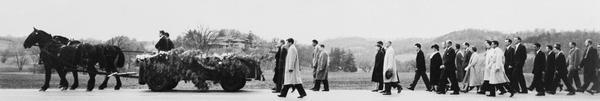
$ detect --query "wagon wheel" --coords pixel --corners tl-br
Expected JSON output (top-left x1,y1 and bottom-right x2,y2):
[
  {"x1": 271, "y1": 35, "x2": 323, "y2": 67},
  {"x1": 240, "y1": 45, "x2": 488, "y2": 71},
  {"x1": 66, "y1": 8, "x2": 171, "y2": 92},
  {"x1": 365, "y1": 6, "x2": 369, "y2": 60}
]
[
  {"x1": 147, "y1": 76, "x2": 178, "y2": 92},
  {"x1": 220, "y1": 69, "x2": 247, "y2": 92},
  {"x1": 220, "y1": 77, "x2": 246, "y2": 92}
]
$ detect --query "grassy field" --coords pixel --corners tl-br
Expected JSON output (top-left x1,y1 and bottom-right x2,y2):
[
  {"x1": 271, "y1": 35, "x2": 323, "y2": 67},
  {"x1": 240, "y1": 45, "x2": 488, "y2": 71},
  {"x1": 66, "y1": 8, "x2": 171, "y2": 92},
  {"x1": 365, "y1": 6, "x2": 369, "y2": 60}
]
[{"x1": 0, "y1": 70, "x2": 540, "y2": 91}]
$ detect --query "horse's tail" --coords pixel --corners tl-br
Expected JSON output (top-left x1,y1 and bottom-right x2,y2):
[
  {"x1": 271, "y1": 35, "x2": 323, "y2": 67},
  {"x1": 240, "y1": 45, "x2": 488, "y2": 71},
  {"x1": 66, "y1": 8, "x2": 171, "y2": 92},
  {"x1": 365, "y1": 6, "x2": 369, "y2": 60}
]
[{"x1": 115, "y1": 47, "x2": 126, "y2": 68}]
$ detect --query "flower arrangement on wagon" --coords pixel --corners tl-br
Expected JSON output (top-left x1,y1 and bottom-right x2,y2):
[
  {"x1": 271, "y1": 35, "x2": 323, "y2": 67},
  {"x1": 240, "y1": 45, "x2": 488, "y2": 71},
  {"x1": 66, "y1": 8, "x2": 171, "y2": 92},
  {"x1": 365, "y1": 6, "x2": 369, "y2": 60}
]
[{"x1": 135, "y1": 48, "x2": 263, "y2": 92}]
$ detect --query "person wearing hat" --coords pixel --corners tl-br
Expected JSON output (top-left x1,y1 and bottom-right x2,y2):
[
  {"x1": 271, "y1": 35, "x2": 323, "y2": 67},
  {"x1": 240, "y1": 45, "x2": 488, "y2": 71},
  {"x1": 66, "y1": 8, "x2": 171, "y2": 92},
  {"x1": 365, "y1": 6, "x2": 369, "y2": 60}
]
[
  {"x1": 551, "y1": 43, "x2": 577, "y2": 95},
  {"x1": 371, "y1": 41, "x2": 386, "y2": 92},
  {"x1": 429, "y1": 44, "x2": 443, "y2": 92},
  {"x1": 272, "y1": 40, "x2": 287, "y2": 93},
  {"x1": 408, "y1": 43, "x2": 431, "y2": 91},
  {"x1": 155, "y1": 30, "x2": 174, "y2": 52}
]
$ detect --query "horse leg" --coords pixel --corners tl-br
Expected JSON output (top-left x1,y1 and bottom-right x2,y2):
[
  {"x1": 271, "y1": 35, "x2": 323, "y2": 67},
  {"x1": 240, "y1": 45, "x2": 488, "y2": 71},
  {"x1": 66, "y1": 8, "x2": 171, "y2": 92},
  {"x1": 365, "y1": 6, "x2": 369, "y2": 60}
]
[
  {"x1": 114, "y1": 69, "x2": 122, "y2": 90},
  {"x1": 70, "y1": 71, "x2": 79, "y2": 90},
  {"x1": 57, "y1": 68, "x2": 68, "y2": 91},
  {"x1": 98, "y1": 75, "x2": 109, "y2": 90},
  {"x1": 39, "y1": 66, "x2": 51, "y2": 91},
  {"x1": 86, "y1": 65, "x2": 97, "y2": 91}
]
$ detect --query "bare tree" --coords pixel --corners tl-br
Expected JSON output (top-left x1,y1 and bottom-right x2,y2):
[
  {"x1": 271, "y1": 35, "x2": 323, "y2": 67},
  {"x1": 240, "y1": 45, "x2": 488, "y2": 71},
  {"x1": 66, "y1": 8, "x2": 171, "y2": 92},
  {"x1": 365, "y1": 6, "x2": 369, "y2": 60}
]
[
  {"x1": 106, "y1": 35, "x2": 130, "y2": 48},
  {"x1": 174, "y1": 26, "x2": 218, "y2": 53},
  {"x1": 8, "y1": 42, "x2": 28, "y2": 71}
]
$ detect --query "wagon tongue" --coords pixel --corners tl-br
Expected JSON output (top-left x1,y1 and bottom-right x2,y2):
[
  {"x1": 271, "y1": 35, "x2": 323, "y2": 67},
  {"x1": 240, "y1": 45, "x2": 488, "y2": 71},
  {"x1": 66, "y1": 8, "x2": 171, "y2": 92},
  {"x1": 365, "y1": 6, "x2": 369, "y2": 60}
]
[{"x1": 108, "y1": 72, "x2": 138, "y2": 77}]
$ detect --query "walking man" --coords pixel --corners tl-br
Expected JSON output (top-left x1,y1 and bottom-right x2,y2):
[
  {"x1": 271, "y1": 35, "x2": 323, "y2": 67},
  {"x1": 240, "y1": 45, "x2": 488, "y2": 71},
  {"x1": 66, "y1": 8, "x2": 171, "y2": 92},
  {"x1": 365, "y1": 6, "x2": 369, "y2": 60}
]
[
  {"x1": 504, "y1": 39, "x2": 515, "y2": 85},
  {"x1": 382, "y1": 41, "x2": 402, "y2": 95},
  {"x1": 529, "y1": 43, "x2": 546, "y2": 96},
  {"x1": 408, "y1": 43, "x2": 431, "y2": 91},
  {"x1": 312, "y1": 44, "x2": 329, "y2": 91},
  {"x1": 438, "y1": 40, "x2": 460, "y2": 95},
  {"x1": 545, "y1": 45, "x2": 558, "y2": 94},
  {"x1": 567, "y1": 42, "x2": 583, "y2": 90},
  {"x1": 310, "y1": 40, "x2": 321, "y2": 91},
  {"x1": 552, "y1": 44, "x2": 577, "y2": 95},
  {"x1": 278, "y1": 38, "x2": 307, "y2": 98},
  {"x1": 578, "y1": 39, "x2": 598, "y2": 95},
  {"x1": 512, "y1": 37, "x2": 528, "y2": 93}
]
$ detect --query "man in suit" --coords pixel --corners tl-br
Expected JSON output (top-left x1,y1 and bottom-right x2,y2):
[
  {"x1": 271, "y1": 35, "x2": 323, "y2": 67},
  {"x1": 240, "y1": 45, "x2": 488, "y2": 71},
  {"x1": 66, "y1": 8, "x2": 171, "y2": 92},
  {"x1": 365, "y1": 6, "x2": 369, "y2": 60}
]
[
  {"x1": 512, "y1": 37, "x2": 528, "y2": 93},
  {"x1": 463, "y1": 42, "x2": 473, "y2": 69},
  {"x1": 567, "y1": 42, "x2": 582, "y2": 90},
  {"x1": 438, "y1": 40, "x2": 460, "y2": 95},
  {"x1": 593, "y1": 44, "x2": 600, "y2": 92},
  {"x1": 578, "y1": 39, "x2": 598, "y2": 95},
  {"x1": 592, "y1": 44, "x2": 600, "y2": 92},
  {"x1": 371, "y1": 41, "x2": 386, "y2": 92},
  {"x1": 545, "y1": 45, "x2": 557, "y2": 94},
  {"x1": 552, "y1": 44, "x2": 577, "y2": 95},
  {"x1": 408, "y1": 43, "x2": 431, "y2": 91},
  {"x1": 529, "y1": 43, "x2": 546, "y2": 96},
  {"x1": 501, "y1": 39, "x2": 515, "y2": 94},
  {"x1": 461, "y1": 42, "x2": 474, "y2": 92},
  {"x1": 504, "y1": 39, "x2": 515, "y2": 82}
]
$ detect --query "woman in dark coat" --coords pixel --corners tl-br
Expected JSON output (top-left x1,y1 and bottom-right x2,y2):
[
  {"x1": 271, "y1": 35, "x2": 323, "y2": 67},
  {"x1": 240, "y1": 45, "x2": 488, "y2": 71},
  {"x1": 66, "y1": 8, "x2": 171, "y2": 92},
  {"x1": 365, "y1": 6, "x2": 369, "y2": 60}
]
[
  {"x1": 430, "y1": 44, "x2": 443, "y2": 92},
  {"x1": 371, "y1": 41, "x2": 385, "y2": 92},
  {"x1": 272, "y1": 40, "x2": 287, "y2": 93},
  {"x1": 155, "y1": 30, "x2": 174, "y2": 52}
]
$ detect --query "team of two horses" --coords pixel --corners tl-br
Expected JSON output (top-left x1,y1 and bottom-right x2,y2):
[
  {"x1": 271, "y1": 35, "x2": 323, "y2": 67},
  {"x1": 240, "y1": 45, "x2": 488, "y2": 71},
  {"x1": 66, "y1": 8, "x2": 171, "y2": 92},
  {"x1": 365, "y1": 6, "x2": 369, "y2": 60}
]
[{"x1": 23, "y1": 28, "x2": 126, "y2": 91}]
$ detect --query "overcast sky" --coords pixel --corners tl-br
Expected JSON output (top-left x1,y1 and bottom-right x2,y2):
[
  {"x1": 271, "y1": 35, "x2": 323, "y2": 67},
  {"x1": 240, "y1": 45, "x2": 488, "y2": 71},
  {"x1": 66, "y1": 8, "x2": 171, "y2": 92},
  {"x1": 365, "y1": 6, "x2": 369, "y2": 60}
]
[{"x1": 0, "y1": 0, "x2": 599, "y2": 43}]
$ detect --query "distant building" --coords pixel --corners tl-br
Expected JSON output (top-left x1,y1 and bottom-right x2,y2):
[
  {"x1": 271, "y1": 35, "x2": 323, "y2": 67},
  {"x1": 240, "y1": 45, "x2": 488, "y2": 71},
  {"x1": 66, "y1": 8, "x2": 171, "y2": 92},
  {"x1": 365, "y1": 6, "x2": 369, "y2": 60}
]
[{"x1": 210, "y1": 36, "x2": 249, "y2": 49}]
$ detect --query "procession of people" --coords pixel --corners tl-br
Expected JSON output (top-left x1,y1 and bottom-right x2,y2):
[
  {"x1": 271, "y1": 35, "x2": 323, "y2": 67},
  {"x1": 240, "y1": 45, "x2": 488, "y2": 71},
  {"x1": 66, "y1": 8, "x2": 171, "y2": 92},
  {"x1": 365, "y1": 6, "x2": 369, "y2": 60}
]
[{"x1": 268, "y1": 37, "x2": 600, "y2": 98}]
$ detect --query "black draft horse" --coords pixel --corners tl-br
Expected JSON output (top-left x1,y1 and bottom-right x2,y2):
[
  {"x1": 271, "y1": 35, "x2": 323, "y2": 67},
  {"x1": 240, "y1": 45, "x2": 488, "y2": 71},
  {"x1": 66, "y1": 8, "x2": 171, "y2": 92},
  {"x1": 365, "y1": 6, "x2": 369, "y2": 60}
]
[
  {"x1": 53, "y1": 36, "x2": 126, "y2": 91},
  {"x1": 24, "y1": 28, "x2": 74, "y2": 91},
  {"x1": 24, "y1": 28, "x2": 125, "y2": 91},
  {"x1": 75, "y1": 43, "x2": 126, "y2": 91}
]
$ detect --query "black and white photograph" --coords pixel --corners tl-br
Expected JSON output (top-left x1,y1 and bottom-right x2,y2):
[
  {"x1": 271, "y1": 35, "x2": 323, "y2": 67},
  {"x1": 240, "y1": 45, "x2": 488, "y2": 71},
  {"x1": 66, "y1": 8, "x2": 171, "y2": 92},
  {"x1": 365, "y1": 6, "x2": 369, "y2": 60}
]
[{"x1": 1, "y1": 0, "x2": 600, "y2": 101}]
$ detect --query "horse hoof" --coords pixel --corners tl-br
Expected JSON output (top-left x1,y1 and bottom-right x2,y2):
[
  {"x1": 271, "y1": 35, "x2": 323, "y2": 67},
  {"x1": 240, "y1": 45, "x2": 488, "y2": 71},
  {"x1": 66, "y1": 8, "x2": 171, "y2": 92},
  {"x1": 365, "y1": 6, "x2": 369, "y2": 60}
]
[
  {"x1": 115, "y1": 85, "x2": 121, "y2": 90},
  {"x1": 61, "y1": 87, "x2": 68, "y2": 91},
  {"x1": 39, "y1": 88, "x2": 47, "y2": 92},
  {"x1": 98, "y1": 85, "x2": 107, "y2": 90},
  {"x1": 86, "y1": 89, "x2": 93, "y2": 92},
  {"x1": 70, "y1": 86, "x2": 78, "y2": 90}
]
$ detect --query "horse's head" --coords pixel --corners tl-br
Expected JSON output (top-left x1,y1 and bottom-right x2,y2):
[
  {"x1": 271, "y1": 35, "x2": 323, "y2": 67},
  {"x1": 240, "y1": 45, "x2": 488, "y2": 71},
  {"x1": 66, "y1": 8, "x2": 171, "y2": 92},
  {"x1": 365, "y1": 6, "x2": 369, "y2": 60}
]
[
  {"x1": 23, "y1": 28, "x2": 52, "y2": 48},
  {"x1": 23, "y1": 28, "x2": 39, "y2": 48}
]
